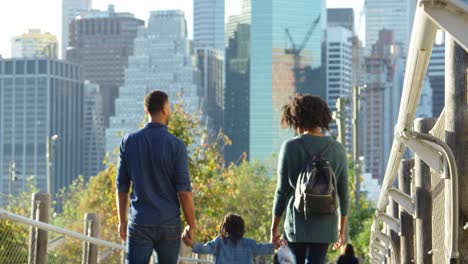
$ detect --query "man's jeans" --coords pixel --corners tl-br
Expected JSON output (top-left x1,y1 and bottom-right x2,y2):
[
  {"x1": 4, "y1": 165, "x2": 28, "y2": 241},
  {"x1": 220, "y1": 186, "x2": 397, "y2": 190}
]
[{"x1": 126, "y1": 223, "x2": 181, "y2": 264}]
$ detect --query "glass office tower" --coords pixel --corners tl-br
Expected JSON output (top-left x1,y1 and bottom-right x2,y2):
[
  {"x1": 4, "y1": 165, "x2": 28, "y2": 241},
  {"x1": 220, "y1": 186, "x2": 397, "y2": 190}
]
[{"x1": 249, "y1": 0, "x2": 326, "y2": 161}]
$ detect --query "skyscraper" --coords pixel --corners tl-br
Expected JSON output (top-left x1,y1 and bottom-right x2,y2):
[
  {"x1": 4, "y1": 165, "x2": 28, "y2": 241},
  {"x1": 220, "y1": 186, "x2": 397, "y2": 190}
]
[
  {"x1": 11, "y1": 29, "x2": 58, "y2": 59},
  {"x1": 224, "y1": 21, "x2": 250, "y2": 163},
  {"x1": 363, "y1": 30, "x2": 402, "y2": 181},
  {"x1": 67, "y1": 5, "x2": 144, "y2": 127},
  {"x1": 363, "y1": 29, "x2": 432, "y2": 182},
  {"x1": 327, "y1": 8, "x2": 354, "y2": 32},
  {"x1": 365, "y1": 0, "x2": 416, "y2": 55},
  {"x1": 326, "y1": 27, "x2": 353, "y2": 151},
  {"x1": 82, "y1": 81, "x2": 105, "y2": 179},
  {"x1": 224, "y1": 0, "x2": 251, "y2": 47},
  {"x1": 249, "y1": 0, "x2": 326, "y2": 161},
  {"x1": 106, "y1": 10, "x2": 199, "y2": 153},
  {"x1": 62, "y1": 0, "x2": 92, "y2": 59},
  {"x1": 0, "y1": 58, "x2": 83, "y2": 196},
  {"x1": 193, "y1": 0, "x2": 224, "y2": 50},
  {"x1": 196, "y1": 48, "x2": 224, "y2": 138}
]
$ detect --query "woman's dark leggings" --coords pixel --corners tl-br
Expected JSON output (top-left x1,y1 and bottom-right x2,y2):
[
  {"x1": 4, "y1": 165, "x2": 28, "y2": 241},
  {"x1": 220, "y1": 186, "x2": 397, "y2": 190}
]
[{"x1": 288, "y1": 242, "x2": 329, "y2": 264}]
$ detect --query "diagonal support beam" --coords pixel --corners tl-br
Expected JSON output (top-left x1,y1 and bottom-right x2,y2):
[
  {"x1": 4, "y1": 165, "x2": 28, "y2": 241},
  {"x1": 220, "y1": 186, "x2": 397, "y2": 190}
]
[
  {"x1": 373, "y1": 242, "x2": 388, "y2": 255},
  {"x1": 376, "y1": 212, "x2": 401, "y2": 234},
  {"x1": 371, "y1": 252, "x2": 386, "y2": 263},
  {"x1": 423, "y1": 0, "x2": 468, "y2": 52},
  {"x1": 400, "y1": 136, "x2": 444, "y2": 174},
  {"x1": 387, "y1": 187, "x2": 416, "y2": 216}
]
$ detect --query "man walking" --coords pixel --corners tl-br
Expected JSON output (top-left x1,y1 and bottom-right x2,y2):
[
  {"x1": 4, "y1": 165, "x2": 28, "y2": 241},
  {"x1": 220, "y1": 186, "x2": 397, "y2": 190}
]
[{"x1": 116, "y1": 90, "x2": 196, "y2": 264}]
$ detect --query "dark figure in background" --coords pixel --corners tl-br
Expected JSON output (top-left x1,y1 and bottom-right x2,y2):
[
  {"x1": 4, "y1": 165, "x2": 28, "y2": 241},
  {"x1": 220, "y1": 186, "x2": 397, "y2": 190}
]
[{"x1": 337, "y1": 244, "x2": 359, "y2": 264}]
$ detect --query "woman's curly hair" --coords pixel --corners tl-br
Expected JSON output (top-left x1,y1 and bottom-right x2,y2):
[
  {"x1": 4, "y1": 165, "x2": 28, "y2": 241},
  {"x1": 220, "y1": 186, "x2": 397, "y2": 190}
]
[
  {"x1": 281, "y1": 93, "x2": 332, "y2": 130},
  {"x1": 219, "y1": 213, "x2": 245, "y2": 244}
]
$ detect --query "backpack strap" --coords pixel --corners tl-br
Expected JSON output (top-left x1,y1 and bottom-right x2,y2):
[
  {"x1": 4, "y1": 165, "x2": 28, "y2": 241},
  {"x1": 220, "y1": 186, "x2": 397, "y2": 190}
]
[
  {"x1": 298, "y1": 137, "x2": 334, "y2": 160},
  {"x1": 317, "y1": 140, "x2": 334, "y2": 158}
]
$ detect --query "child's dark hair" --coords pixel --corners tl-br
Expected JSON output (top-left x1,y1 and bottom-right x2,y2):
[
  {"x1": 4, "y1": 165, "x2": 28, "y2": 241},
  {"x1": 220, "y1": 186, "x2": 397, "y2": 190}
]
[{"x1": 219, "y1": 213, "x2": 245, "y2": 243}]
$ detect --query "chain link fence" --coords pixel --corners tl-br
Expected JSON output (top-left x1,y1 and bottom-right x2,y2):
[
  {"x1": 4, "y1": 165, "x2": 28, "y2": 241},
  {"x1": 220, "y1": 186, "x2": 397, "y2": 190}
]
[
  {"x1": 0, "y1": 193, "x2": 35, "y2": 264},
  {"x1": 429, "y1": 113, "x2": 446, "y2": 263}
]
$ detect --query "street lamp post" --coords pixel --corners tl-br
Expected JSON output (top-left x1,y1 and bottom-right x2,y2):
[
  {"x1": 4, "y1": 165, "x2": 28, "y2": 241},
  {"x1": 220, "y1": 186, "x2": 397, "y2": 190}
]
[
  {"x1": 352, "y1": 84, "x2": 367, "y2": 210},
  {"x1": 46, "y1": 134, "x2": 59, "y2": 194},
  {"x1": 8, "y1": 161, "x2": 18, "y2": 196}
]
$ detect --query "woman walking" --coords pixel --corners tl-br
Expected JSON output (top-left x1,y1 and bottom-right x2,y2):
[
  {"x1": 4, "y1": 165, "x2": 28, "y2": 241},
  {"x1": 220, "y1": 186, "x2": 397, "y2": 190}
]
[{"x1": 270, "y1": 94, "x2": 350, "y2": 264}]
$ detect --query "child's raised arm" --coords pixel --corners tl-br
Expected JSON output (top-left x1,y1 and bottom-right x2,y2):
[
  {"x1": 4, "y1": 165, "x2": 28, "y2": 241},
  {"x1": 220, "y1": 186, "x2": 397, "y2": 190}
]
[
  {"x1": 191, "y1": 237, "x2": 220, "y2": 255},
  {"x1": 250, "y1": 240, "x2": 275, "y2": 257}
]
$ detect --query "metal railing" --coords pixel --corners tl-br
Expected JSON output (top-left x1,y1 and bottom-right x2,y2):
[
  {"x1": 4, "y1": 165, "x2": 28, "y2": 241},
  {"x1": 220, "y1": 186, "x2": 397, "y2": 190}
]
[
  {"x1": 0, "y1": 209, "x2": 214, "y2": 263},
  {"x1": 368, "y1": 0, "x2": 468, "y2": 263}
]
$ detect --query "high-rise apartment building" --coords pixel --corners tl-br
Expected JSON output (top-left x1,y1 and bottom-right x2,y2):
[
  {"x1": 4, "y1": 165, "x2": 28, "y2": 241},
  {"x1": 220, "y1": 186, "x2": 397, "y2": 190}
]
[
  {"x1": 62, "y1": 0, "x2": 92, "y2": 58},
  {"x1": 11, "y1": 29, "x2": 58, "y2": 59},
  {"x1": 0, "y1": 58, "x2": 83, "y2": 196},
  {"x1": 365, "y1": 0, "x2": 416, "y2": 55},
  {"x1": 363, "y1": 30, "x2": 402, "y2": 181},
  {"x1": 326, "y1": 27, "x2": 353, "y2": 151},
  {"x1": 196, "y1": 48, "x2": 224, "y2": 138},
  {"x1": 362, "y1": 29, "x2": 432, "y2": 182},
  {"x1": 194, "y1": 0, "x2": 224, "y2": 50},
  {"x1": 67, "y1": 5, "x2": 144, "y2": 127},
  {"x1": 224, "y1": 21, "x2": 250, "y2": 163},
  {"x1": 82, "y1": 81, "x2": 105, "y2": 178},
  {"x1": 249, "y1": 0, "x2": 326, "y2": 161},
  {"x1": 106, "y1": 10, "x2": 199, "y2": 153}
]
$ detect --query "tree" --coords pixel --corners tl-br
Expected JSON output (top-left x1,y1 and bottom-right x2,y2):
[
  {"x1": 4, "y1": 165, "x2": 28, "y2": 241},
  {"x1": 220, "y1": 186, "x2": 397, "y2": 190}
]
[{"x1": 52, "y1": 100, "x2": 276, "y2": 262}]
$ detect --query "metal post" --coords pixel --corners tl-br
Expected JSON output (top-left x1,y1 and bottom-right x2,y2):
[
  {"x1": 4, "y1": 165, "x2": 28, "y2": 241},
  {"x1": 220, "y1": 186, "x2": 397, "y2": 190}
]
[
  {"x1": 46, "y1": 136, "x2": 51, "y2": 194},
  {"x1": 46, "y1": 135, "x2": 58, "y2": 195},
  {"x1": 353, "y1": 85, "x2": 361, "y2": 209},
  {"x1": 414, "y1": 118, "x2": 436, "y2": 264},
  {"x1": 390, "y1": 198, "x2": 401, "y2": 259},
  {"x1": 8, "y1": 161, "x2": 16, "y2": 196},
  {"x1": 336, "y1": 98, "x2": 347, "y2": 145},
  {"x1": 399, "y1": 159, "x2": 414, "y2": 264},
  {"x1": 82, "y1": 213, "x2": 100, "y2": 264},
  {"x1": 445, "y1": 35, "x2": 467, "y2": 263},
  {"x1": 28, "y1": 193, "x2": 50, "y2": 264}
]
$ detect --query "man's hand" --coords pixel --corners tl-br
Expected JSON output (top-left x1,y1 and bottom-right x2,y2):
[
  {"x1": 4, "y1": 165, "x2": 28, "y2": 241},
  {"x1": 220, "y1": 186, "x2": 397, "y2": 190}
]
[
  {"x1": 183, "y1": 224, "x2": 195, "y2": 242},
  {"x1": 182, "y1": 226, "x2": 194, "y2": 247},
  {"x1": 119, "y1": 221, "x2": 128, "y2": 241}
]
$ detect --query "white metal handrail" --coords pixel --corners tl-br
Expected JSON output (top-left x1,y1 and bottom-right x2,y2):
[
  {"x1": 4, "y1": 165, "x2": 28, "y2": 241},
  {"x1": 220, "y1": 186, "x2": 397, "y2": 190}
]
[
  {"x1": 369, "y1": 0, "x2": 468, "y2": 263},
  {"x1": 0, "y1": 209, "x2": 213, "y2": 263},
  {"x1": 0, "y1": 209, "x2": 124, "y2": 250}
]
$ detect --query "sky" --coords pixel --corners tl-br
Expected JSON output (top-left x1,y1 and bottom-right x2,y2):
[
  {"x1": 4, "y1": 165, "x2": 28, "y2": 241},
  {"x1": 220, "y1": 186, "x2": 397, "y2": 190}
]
[{"x1": 0, "y1": 0, "x2": 364, "y2": 58}]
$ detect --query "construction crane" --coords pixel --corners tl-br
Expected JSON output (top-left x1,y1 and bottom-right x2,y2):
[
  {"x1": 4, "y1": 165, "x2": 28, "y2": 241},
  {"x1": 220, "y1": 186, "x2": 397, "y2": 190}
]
[{"x1": 284, "y1": 14, "x2": 321, "y2": 91}]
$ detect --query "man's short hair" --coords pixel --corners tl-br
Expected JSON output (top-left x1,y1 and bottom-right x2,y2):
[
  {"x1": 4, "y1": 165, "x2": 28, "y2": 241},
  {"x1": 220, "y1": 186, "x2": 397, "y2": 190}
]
[{"x1": 144, "y1": 90, "x2": 169, "y2": 115}]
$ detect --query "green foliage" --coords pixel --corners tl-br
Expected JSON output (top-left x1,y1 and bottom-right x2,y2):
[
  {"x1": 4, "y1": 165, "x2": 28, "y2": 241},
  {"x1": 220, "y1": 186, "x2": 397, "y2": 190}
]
[{"x1": 0, "y1": 177, "x2": 39, "y2": 264}]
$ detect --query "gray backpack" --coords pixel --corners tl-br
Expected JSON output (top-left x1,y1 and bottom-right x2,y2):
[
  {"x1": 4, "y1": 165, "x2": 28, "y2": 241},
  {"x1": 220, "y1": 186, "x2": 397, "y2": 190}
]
[{"x1": 293, "y1": 138, "x2": 338, "y2": 218}]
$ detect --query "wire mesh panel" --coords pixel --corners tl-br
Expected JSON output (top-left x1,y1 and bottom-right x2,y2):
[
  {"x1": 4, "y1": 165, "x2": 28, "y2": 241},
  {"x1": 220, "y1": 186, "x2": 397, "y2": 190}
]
[
  {"x1": 0, "y1": 218, "x2": 30, "y2": 263},
  {"x1": 0, "y1": 193, "x2": 35, "y2": 263},
  {"x1": 97, "y1": 246, "x2": 123, "y2": 264},
  {"x1": 429, "y1": 114, "x2": 446, "y2": 263}
]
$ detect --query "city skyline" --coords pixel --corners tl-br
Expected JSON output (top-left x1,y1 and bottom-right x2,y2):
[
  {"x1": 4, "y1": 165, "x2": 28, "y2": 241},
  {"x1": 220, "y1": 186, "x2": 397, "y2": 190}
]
[{"x1": 0, "y1": 0, "x2": 362, "y2": 57}]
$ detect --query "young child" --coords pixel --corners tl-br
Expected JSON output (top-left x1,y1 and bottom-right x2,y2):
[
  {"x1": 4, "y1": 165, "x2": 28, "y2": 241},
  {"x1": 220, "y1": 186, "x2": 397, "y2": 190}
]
[{"x1": 182, "y1": 213, "x2": 276, "y2": 264}]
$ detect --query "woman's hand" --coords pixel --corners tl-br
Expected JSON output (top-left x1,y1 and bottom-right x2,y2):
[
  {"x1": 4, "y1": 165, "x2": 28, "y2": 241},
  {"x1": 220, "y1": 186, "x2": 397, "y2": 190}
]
[
  {"x1": 332, "y1": 231, "x2": 345, "y2": 250},
  {"x1": 270, "y1": 228, "x2": 281, "y2": 245}
]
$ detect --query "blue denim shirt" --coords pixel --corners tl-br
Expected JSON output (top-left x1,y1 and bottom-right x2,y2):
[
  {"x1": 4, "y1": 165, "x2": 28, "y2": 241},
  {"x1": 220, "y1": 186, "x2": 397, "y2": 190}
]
[
  {"x1": 192, "y1": 237, "x2": 274, "y2": 264},
  {"x1": 116, "y1": 122, "x2": 191, "y2": 225}
]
